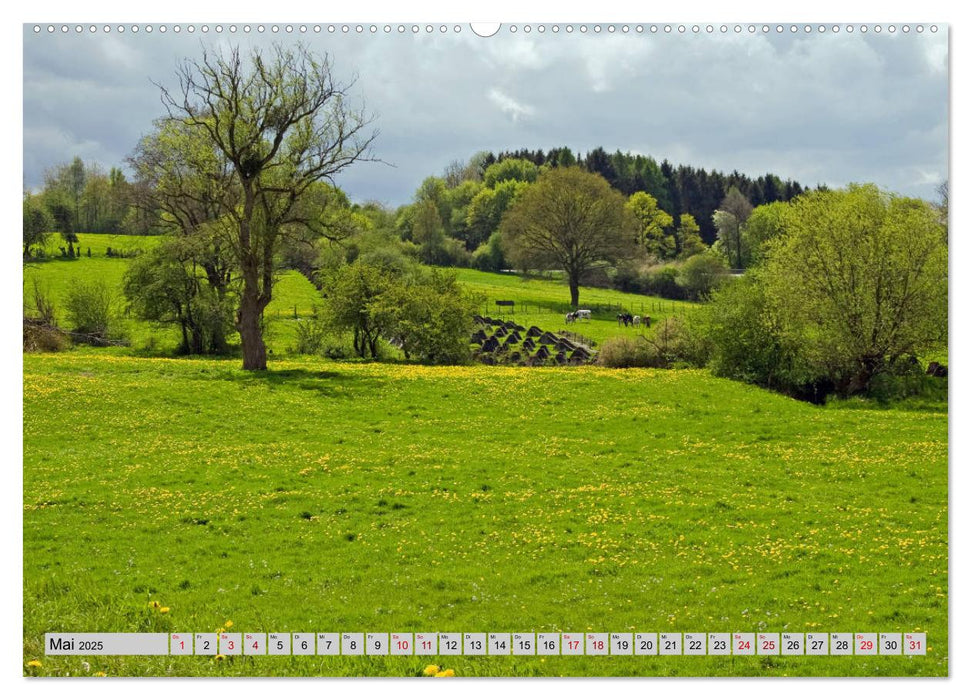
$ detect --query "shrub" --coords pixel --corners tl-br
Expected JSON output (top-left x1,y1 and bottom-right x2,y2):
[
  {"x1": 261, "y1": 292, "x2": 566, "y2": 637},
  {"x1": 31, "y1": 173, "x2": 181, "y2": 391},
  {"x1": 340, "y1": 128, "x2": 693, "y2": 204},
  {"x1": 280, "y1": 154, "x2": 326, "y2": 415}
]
[
  {"x1": 597, "y1": 336, "x2": 663, "y2": 368},
  {"x1": 292, "y1": 317, "x2": 328, "y2": 355},
  {"x1": 23, "y1": 320, "x2": 68, "y2": 353},
  {"x1": 678, "y1": 251, "x2": 728, "y2": 300},
  {"x1": 375, "y1": 269, "x2": 478, "y2": 364},
  {"x1": 64, "y1": 279, "x2": 116, "y2": 339},
  {"x1": 471, "y1": 231, "x2": 505, "y2": 272},
  {"x1": 29, "y1": 280, "x2": 57, "y2": 325}
]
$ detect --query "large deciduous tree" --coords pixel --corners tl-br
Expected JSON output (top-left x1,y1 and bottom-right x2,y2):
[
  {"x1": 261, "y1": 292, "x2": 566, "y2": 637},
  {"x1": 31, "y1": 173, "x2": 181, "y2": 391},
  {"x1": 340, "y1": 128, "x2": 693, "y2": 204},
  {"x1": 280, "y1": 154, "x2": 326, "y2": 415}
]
[
  {"x1": 763, "y1": 184, "x2": 947, "y2": 393},
  {"x1": 158, "y1": 44, "x2": 375, "y2": 369},
  {"x1": 500, "y1": 167, "x2": 637, "y2": 307}
]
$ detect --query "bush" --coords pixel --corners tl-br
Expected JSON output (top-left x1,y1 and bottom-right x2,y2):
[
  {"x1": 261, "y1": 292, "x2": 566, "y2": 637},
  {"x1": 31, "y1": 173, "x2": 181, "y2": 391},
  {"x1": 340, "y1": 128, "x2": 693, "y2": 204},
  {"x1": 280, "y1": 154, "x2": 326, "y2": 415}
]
[
  {"x1": 678, "y1": 251, "x2": 728, "y2": 300},
  {"x1": 64, "y1": 279, "x2": 116, "y2": 339},
  {"x1": 471, "y1": 231, "x2": 505, "y2": 272},
  {"x1": 23, "y1": 320, "x2": 68, "y2": 353},
  {"x1": 701, "y1": 275, "x2": 832, "y2": 402},
  {"x1": 597, "y1": 336, "x2": 663, "y2": 368},
  {"x1": 291, "y1": 317, "x2": 328, "y2": 355},
  {"x1": 375, "y1": 269, "x2": 478, "y2": 364},
  {"x1": 29, "y1": 280, "x2": 57, "y2": 325},
  {"x1": 597, "y1": 317, "x2": 708, "y2": 369}
]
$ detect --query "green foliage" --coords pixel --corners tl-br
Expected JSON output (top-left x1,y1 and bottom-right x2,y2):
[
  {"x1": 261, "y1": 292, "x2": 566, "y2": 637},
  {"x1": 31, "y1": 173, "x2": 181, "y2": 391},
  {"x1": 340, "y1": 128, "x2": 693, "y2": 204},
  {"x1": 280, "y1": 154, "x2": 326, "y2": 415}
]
[
  {"x1": 482, "y1": 157, "x2": 539, "y2": 188},
  {"x1": 626, "y1": 191, "x2": 675, "y2": 259},
  {"x1": 291, "y1": 315, "x2": 328, "y2": 355},
  {"x1": 22, "y1": 195, "x2": 53, "y2": 258},
  {"x1": 465, "y1": 179, "x2": 530, "y2": 251},
  {"x1": 763, "y1": 184, "x2": 948, "y2": 394},
  {"x1": 123, "y1": 241, "x2": 234, "y2": 355},
  {"x1": 501, "y1": 167, "x2": 638, "y2": 306},
  {"x1": 675, "y1": 213, "x2": 706, "y2": 259},
  {"x1": 323, "y1": 262, "x2": 397, "y2": 359},
  {"x1": 699, "y1": 274, "x2": 825, "y2": 399},
  {"x1": 742, "y1": 200, "x2": 789, "y2": 265},
  {"x1": 374, "y1": 269, "x2": 478, "y2": 364},
  {"x1": 642, "y1": 265, "x2": 682, "y2": 299},
  {"x1": 64, "y1": 279, "x2": 118, "y2": 340},
  {"x1": 678, "y1": 250, "x2": 728, "y2": 300},
  {"x1": 471, "y1": 231, "x2": 506, "y2": 272}
]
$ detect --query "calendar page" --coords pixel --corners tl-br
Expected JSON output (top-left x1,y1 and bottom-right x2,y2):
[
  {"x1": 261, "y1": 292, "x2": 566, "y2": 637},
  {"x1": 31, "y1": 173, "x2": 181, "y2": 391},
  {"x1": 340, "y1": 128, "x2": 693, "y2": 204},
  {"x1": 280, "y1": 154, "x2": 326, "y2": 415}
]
[{"x1": 21, "y1": 12, "x2": 948, "y2": 680}]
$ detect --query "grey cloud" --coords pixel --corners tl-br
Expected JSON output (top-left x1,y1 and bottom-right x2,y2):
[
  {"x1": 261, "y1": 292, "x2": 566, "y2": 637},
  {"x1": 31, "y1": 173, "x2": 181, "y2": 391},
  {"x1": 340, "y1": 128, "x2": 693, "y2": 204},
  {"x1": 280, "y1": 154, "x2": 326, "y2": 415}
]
[{"x1": 22, "y1": 26, "x2": 948, "y2": 204}]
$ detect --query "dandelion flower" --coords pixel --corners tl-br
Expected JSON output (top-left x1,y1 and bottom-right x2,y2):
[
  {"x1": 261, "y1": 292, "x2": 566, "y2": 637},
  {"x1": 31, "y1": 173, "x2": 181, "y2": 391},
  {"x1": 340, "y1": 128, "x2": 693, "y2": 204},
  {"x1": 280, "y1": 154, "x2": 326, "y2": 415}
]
[
  {"x1": 149, "y1": 601, "x2": 161, "y2": 609},
  {"x1": 435, "y1": 669, "x2": 455, "y2": 677},
  {"x1": 27, "y1": 660, "x2": 42, "y2": 668},
  {"x1": 423, "y1": 665, "x2": 440, "y2": 676},
  {"x1": 160, "y1": 607, "x2": 170, "y2": 614},
  {"x1": 94, "y1": 671, "x2": 107, "y2": 677},
  {"x1": 225, "y1": 620, "x2": 234, "y2": 629},
  {"x1": 214, "y1": 654, "x2": 226, "y2": 661}
]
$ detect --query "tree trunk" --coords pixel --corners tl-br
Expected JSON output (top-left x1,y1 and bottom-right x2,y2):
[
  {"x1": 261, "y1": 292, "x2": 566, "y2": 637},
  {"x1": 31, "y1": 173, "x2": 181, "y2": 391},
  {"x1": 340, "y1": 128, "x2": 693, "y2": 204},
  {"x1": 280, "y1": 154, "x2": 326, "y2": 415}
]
[
  {"x1": 569, "y1": 273, "x2": 580, "y2": 308},
  {"x1": 238, "y1": 292, "x2": 267, "y2": 370},
  {"x1": 178, "y1": 320, "x2": 190, "y2": 355}
]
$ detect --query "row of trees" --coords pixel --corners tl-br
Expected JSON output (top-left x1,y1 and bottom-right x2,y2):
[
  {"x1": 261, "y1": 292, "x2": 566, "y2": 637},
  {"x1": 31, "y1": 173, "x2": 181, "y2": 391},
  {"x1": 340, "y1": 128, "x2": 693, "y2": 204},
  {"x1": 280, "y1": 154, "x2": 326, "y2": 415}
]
[
  {"x1": 23, "y1": 158, "x2": 144, "y2": 259},
  {"x1": 482, "y1": 146, "x2": 805, "y2": 243}
]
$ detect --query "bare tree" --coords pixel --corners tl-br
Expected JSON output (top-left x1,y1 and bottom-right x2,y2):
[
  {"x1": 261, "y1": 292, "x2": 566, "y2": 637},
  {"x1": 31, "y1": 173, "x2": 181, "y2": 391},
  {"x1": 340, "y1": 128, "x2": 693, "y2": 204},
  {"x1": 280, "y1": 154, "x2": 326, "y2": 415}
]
[
  {"x1": 713, "y1": 186, "x2": 753, "y2": 269},
  {"x1": 158, "y1": 43, "x2": 377, "y2": 369}
]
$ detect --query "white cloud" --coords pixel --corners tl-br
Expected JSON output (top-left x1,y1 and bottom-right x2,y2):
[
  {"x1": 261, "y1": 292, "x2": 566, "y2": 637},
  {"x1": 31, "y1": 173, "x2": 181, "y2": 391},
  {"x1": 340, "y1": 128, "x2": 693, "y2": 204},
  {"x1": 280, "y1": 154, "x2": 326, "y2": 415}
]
[{"x1": 488, "y1": 88, "x2": 535, "y2": 122}]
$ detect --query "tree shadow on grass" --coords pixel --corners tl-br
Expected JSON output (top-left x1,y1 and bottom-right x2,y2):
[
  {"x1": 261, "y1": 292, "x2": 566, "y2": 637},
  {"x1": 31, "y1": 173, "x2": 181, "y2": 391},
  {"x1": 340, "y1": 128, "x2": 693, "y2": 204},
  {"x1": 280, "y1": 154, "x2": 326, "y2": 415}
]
[{"x1": 215, "y1": 367, "x2": 387, "y2": 398}]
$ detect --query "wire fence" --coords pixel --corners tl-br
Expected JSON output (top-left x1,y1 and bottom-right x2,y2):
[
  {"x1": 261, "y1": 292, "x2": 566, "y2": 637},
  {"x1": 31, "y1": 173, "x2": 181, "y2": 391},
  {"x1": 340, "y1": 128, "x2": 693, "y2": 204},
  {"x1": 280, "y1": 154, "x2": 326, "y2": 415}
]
[{"x1": 479, "y1": 298, "x2": 695, "y2": 318}]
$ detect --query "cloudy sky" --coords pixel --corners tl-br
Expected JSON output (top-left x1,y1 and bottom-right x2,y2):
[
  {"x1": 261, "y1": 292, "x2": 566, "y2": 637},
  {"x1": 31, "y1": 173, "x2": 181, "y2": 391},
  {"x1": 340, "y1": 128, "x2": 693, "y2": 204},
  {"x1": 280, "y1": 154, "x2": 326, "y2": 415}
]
[{"x1": 22, "y1": 24, "x2": 948, "y2": 205}]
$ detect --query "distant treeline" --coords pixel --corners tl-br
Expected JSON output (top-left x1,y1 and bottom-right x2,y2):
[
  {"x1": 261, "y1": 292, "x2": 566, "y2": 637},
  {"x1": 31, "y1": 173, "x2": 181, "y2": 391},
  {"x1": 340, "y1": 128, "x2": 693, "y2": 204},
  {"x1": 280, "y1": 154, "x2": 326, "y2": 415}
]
[{"x1": 481, "y1": 147, "x2": 806, "y2": 244}]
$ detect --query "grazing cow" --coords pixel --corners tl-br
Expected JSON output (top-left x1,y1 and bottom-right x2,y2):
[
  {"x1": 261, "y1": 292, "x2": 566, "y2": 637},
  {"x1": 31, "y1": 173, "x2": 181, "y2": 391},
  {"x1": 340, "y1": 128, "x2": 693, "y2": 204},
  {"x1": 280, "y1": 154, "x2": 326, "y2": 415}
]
[
  {"x1": 617, "y1": 312, "x2": 634, "y2": 327},
  {"x1": 576, "y1": 309, "x2": 592, "y2": 320},
  {"x1": 633, "y1": 315, "x2": 641, "y2": 326},
  {"x1": 644, "y1": 315, "x2": 651, "y2": 328},
  {"x1": 565, "y1": 311, "x2": 578, "y2": 324}
]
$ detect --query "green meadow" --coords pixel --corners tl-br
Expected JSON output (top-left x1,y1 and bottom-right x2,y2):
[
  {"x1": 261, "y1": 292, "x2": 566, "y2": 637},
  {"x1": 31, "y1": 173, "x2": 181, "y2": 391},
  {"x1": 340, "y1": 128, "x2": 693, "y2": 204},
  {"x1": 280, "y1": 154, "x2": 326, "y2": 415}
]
[
  {"x1": 25, "y1": 235, "x2": 693, "y2": 352},
  {"x1": 22, "y1": 235, "x2": 948, "y2": 677}
]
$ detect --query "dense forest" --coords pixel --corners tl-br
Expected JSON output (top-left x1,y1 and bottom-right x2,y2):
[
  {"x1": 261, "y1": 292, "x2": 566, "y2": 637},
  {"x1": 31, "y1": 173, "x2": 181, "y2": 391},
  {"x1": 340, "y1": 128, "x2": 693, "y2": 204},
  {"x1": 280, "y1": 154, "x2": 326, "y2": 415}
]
[{"x1": 481, "y1": 147, "x2": 806, "y2": 244}]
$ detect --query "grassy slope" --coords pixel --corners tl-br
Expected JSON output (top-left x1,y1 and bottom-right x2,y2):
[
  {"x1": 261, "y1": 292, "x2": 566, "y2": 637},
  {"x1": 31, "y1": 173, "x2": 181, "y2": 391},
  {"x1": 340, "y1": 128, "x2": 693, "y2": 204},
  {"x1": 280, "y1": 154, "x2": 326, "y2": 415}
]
[
  {"x1": 23, "y1": 353, "x2": 947, "y2": 677},
  {"x1": 25, "y1": 236, "x2": 695, "y2": 352}
]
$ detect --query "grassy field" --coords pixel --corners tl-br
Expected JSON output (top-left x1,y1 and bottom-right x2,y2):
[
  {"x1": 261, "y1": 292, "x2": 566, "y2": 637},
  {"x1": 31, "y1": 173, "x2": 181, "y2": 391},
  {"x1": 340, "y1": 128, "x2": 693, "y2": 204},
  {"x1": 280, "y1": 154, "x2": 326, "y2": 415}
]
[
  {"x1": 24, "y1": 234, "x2": 695, "y2": 353},
  {"x1": 23, "y1": 352, "x2": 947, "y2": 677}
]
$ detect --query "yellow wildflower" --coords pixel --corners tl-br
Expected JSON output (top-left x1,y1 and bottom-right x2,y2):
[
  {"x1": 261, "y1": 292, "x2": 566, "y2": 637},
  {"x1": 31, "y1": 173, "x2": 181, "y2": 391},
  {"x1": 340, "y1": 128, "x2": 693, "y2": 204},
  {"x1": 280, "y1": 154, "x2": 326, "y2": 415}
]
[
  {"x1": 224, "y1": 620, "x2": 234, "y2": 629},
  {"x1": 423, "y1": 664, "x2": 440, "y2": 676},
  {"x1": 214, "y1": 654, "x2": 226, "y2": 661},
  {"x1": 149, "y1": 601, "x2": 161, "y2": 609},
  {"x1": 435, "y1": 669, "x2": 455, "y2": 677},
  {"x1": 94, "y1": 671, "x2": 107, "y2": 677},
  {"x1": 159, "y1": 607, "x2": 170, "y2": 614},
  {"x1": 27, "y1": 660, "x2": 42, "y2": 668}
]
